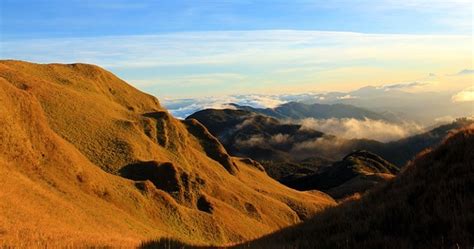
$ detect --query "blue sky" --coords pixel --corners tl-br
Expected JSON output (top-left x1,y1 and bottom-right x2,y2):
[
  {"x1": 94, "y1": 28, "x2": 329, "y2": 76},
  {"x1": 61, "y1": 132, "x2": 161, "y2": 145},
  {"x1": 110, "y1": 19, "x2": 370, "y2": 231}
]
[
  {"x1": 1, "y1": 0, "x2": 472, "y2": 98},
  {"x1": 2, "y1": 0, "x2": 472, "y2": 38}
]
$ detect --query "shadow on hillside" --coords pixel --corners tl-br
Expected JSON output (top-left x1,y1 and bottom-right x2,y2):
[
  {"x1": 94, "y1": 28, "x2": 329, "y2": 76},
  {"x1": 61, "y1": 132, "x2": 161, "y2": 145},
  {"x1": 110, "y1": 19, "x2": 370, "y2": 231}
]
[{"x1": 139, "y1": 238, "x2": 219, "y2": 249}]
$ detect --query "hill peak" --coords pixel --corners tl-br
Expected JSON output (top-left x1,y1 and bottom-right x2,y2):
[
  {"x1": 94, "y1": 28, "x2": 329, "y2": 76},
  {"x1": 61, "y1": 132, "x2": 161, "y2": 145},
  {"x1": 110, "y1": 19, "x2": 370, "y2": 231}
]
[{"x1": 0, "y1": 60, "x2": 335, "y2": 247}]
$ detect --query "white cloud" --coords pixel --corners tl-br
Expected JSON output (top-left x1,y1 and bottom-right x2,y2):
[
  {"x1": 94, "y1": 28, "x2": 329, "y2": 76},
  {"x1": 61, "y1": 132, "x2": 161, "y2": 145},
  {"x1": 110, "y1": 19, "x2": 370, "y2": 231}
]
[
  {"x1": 337, "y1": 94, "x2": 355, "y2": 100},
  {"x1": 165, "y1": 78, "x2": 473, "y2": 120},
  {"x1": 452, "y1": 86, "x2": 474, "y2": 102},
  {"x1": 164, "y1": 94, "x2": 285, "y2": 119},
  {"x1": 2, "y1": 31, "x2": 470, "y2": 69},
  {"x1": 2, "y1": 30, "x2": 470, "y2": 98},
  {"x1": 434, "y1": 116, "x2": 456, "y2": 124},
  {"x1": 299, "y1": 118, "x2": 423, "y2": 142},
  {"x1": 378, "y1": 81, "x2": 429, "y2": 91},
  {"x1": 455, "y1": 69, "x2": 474, "y2": 75},
  {"x1": 232, "y1": 94, "x2": 285, "y2": 109}
]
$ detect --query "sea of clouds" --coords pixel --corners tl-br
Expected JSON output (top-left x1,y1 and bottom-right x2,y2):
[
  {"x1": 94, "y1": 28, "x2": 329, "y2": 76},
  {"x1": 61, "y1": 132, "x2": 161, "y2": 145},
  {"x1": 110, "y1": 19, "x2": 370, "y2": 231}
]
[
  {"x1": 298, "y1": 118, "x2": 423, "y2": 142},
  {"x1": 164, "y1": 94, "x2": 288, "y2": 119}
]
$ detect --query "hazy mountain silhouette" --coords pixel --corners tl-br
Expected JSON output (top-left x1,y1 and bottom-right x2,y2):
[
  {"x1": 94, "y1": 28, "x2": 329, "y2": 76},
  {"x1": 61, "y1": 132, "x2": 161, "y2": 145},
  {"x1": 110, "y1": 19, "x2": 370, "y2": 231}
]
[
  {"x1": 304, "y1": 86, "x2": 474, "y2": 125},
  {"x1": 230, "y1": 102, "x2": 392, "y2": 121}
]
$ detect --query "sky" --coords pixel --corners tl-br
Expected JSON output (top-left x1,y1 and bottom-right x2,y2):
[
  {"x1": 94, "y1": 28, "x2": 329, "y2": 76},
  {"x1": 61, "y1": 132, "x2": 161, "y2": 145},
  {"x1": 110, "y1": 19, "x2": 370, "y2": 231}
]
[{"x1": 0, "y1": 0, "x2": 473, "y2": 99}]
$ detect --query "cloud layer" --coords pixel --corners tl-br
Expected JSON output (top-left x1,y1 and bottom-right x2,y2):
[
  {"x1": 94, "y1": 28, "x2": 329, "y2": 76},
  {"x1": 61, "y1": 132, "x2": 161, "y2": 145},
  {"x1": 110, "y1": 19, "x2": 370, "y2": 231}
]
[
  {"x1": 452, "y1": 87, "x2": 474, "y2": 102},
  {"x1": 456, "y1": 69, "x2": 474, "y2": 75},
  {"x1": 164, "y1": 94, "x2": 285, "y2": 119},
  {"x1": 298, "y1": 118, "x2": 423, "y2": 142},
  {"x1": 165, "y1": 80, "x2": 474, "y2": 122}
]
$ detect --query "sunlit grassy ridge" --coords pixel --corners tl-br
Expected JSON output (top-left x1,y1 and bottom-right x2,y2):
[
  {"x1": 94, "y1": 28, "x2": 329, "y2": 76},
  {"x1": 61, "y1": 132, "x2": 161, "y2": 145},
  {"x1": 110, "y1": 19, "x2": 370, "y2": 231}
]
[{"x1": 0, "y1": 60, "x2": 335, "y2": 247}]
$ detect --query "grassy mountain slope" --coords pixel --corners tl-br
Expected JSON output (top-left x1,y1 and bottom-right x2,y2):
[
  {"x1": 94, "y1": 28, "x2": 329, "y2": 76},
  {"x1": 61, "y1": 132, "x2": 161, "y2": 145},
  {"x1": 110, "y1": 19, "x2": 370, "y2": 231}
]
[
  {"x1": 0, "y1": 60, "x2": 335, "y2": 247},
  {"x1": 237, "y1": 125, "x2": 474, "y2": 249}
]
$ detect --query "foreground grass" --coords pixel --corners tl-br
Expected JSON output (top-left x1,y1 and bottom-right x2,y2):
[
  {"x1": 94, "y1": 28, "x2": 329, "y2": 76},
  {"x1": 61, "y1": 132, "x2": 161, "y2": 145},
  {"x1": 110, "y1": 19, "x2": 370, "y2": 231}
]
[
  {"x1": 234, "y1": 126, "x2": 474, "y2": 249},
  {"x1": 140, "y1": 126, "x2": 474, "y2": 249}
]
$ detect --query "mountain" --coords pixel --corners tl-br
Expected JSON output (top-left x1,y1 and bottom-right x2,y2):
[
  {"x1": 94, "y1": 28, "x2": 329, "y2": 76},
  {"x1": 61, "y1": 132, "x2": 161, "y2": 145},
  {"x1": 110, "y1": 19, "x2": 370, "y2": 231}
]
[
  {"x1": 165, "y1": 85, "x2": 473, "y2": 125},
  {"x1": 0, "y1": 60, "x2": 335, "y2": 247},
  {"x1": 187, "y1": 109, "x2": 400, "y2": 199},
  {"x1": 231, "y1": 102, "x2": 392, "y2": 122},
  {"x1": 287, "y1": 118, "x2": 474, "y2": 168},
  {"x1": 187, "y1": 108, "x2": 326, "y2": 164},
  {"x1": 281, "y1": 151, "x2": 399, "y2": 199},
  {"x1": 188, "y1": 107, "x2": 471, "y2": 175},
  {"x1": 329, "y1": 118, "x2": 474, "y2": 167},
  {"x1": 236, "y1": 125, "x2": 474, "y2": 249},
  {"x1": 188, "y1": 108, "x2": 472, "y2": 201},
  {"x1": 139, "y1": 125, "x2": 474, "y2": 248},
  {"x1": 299, "y1": 86, "x2": 474, "y2": 125}
]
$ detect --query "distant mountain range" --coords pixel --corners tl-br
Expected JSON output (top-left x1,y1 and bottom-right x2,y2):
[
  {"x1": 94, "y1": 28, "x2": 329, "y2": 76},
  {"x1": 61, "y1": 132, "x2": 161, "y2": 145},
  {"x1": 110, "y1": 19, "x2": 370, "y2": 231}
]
[
  {"x1": 230, "y1": 102, "x2": 394, "y2": 122},
  {"x1": 166, "y1": 85, "x2": 474, "y2": 125},
  {"x1": 310, "y1": 86, "x2": 474, "y2": 124}
]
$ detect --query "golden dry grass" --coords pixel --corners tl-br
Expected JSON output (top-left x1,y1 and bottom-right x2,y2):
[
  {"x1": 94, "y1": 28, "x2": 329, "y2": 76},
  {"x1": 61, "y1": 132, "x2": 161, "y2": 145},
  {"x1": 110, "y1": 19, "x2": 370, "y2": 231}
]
[
  {"x1": 0, "y1": 60, "x2": 335, "y2": 247},
  {"x1": 232, "y1": 125, "x2": 474, "y2": 249}
]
